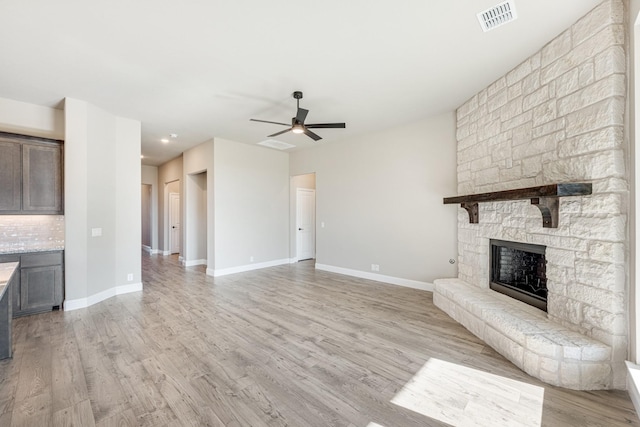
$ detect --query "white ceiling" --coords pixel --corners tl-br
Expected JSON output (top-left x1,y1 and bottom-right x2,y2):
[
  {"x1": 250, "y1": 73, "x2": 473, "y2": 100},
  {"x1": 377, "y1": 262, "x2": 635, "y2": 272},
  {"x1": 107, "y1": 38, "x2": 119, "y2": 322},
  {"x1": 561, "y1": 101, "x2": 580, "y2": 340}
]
[{"x1": 0, "y1": 0, "x2": 602, "y2": 166}]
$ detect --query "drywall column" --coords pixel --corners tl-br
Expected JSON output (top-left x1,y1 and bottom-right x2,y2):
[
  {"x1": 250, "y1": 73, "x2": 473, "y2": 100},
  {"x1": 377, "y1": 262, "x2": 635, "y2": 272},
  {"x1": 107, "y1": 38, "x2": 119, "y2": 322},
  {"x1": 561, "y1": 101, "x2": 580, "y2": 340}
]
[
  {"x1": 115, "y1": 117, "x2": 142, "y2": 290},
  {"x1": 64, "y1": 98, "x2": 141, "y2": 308},
  {"x1": 63, "y1": 99, "x2": 89, "y2": 301}
]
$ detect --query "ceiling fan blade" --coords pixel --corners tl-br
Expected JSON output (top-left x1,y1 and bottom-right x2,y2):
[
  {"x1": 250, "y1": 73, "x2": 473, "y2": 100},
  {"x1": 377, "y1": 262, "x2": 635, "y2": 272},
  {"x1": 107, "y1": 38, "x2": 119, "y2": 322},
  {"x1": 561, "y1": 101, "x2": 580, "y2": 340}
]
[
  {"x1": 250, "y1": 118, "x2": 290, "y2": 126},
  {"x1": 305, "y1": 123, "x2": 346, "y2": 129},
  {"x1": 295, "y1": 108, "x2": 309, "y2": 123},
  {"x1": 268, "y1": 128, "x2": 293, "y2": 137},
  {"x1": 303, "y1": 128, "x2": 322, "y2": 141}
]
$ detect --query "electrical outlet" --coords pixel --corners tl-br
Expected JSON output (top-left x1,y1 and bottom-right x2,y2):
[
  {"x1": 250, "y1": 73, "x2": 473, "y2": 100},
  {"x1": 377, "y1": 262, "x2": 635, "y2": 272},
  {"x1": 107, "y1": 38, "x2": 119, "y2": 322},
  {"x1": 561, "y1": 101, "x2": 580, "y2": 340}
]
[
  {"x1": 371, "y1": 264, "x2": 380, "y2": 272},
  {"x1": 91, "y1": 227, "x2": 102, "y2": 237},
  {"x1": 250, "y1": 256, "x2": 254, "y2": 262},
  {"x1": 127, "y1": 273, "x2": 133, "y2": 281}
]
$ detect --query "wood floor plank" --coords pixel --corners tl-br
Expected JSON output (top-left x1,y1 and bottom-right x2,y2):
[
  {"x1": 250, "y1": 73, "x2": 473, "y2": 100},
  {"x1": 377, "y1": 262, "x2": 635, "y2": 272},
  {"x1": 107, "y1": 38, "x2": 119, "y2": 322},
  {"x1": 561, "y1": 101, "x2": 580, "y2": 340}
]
[
  {"x1": 0, "y1": 254, "x2": 637, "y2": 426},
  {"x1": 51, "y1": 336, "x2": 89, "y2": 413},
  {"x1": 52, "y1": 399, "x2": 95, "y2": 427}
]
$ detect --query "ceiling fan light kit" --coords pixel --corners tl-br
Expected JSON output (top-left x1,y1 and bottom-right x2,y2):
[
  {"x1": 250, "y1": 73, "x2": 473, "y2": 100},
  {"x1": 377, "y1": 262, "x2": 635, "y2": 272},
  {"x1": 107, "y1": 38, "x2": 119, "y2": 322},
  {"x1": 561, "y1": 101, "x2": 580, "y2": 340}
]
[{"x1": 250, "y1": 91, "x2": 346, "y2": 141}]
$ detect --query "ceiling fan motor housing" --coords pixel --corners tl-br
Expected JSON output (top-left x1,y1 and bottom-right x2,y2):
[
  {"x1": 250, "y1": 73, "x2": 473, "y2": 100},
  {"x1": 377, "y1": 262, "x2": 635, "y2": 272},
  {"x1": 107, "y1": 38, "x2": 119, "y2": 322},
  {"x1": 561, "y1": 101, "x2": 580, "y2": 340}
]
[{"x1": 250, "y1": 90, "x2": 344, "y2": 141}]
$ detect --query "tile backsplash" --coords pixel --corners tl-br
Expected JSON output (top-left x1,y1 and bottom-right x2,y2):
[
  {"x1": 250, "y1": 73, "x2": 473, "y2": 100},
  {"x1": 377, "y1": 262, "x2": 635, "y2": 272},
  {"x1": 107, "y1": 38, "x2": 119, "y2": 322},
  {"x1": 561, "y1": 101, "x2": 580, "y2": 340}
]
[{"x1": 0, "y1": 215, "x2": 65, "y2": 253}]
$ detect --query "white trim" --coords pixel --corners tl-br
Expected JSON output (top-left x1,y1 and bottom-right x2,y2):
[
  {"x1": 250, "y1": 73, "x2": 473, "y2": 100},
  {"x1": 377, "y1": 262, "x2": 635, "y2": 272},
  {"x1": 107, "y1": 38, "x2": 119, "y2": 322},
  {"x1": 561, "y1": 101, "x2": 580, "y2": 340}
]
[
  {"x1": 627, "y1": 362, "x2": 639, "y2": 410},
  {"x1": 289, "y1": 257, "x2": 299, "y2": 264},
  {"x1": 184, "y1": 259, "x2": 207, "y2": 267},
  {"x1": 162, "y1": 250, "x2": 171, "y2": 256},
  {"x1": 209, "y1": 258, "x2": 290, "y2": 277},
  {"x1": 142, "y1": 245, "x2": 161, "y2": 255},
  {"x1": 315, "y1": 263, "x2": 433, "y2": 292},
  {"x1": 64, "y1": 282, "x2": 143, "y2": 311}
]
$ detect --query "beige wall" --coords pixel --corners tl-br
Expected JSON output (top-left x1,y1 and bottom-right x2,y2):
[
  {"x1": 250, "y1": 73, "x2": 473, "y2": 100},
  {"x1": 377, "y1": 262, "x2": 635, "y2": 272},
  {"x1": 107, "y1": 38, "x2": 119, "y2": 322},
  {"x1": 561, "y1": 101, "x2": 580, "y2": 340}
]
[
  {"x1": 213, "y1": 138, "x2": 289, "y2": 272},
  {"x1": 141, "y1": 165, "x2": 158, "y2": 251},
  {"x1": 290, "y1": 111, "x2": 458, "y2": 284},
  {"x1": 0, "y1": 97, "x2": 64, "y2": 139}
]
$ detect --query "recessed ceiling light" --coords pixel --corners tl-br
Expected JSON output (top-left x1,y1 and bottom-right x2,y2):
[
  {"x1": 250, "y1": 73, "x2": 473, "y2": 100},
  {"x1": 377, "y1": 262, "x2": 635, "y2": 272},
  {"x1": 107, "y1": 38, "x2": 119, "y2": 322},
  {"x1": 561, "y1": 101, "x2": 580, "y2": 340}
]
[
  {"x1": 170, "y1": 133, "x2": 178, "y2": 138},
  {"x1": 161, "y1": 138, "x2": 169, "y2": 143},
  {"x1": 140, "y1": 155, "x2": 144, "y2": 159}
]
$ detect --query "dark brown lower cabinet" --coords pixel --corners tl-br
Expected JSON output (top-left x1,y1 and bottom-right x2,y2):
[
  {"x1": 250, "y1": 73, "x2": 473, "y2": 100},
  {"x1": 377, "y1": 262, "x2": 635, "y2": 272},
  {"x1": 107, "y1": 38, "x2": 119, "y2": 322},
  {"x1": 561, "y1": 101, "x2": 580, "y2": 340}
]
[{"x1": 0, "y1": 251, "x2": 63, "y2": 317}]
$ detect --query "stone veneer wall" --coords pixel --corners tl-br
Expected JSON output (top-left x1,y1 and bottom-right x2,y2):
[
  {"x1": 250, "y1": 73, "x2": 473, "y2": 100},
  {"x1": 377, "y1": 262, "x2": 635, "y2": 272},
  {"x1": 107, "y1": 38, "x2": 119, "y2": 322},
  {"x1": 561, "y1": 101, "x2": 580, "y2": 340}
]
[{"x1": 455, "y1": 0, "x2": 628, "y2": 387}]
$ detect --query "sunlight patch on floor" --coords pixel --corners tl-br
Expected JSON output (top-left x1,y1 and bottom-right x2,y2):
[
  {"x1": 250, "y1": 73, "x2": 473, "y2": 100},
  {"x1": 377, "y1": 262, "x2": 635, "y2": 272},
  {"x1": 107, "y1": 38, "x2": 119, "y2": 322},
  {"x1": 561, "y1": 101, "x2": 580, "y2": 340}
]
[{"x1": 391, "y1": 358, "x2": 544, "y2": 427}]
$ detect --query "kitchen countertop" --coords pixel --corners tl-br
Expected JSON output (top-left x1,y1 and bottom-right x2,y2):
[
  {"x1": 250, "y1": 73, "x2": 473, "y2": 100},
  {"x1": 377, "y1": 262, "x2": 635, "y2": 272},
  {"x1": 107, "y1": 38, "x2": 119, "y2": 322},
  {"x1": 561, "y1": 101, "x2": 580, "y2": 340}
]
[
  {"x1": 0, "y1": 262, "x2": 19, "y2": 300},
  {"x1": 0, "y1": 245, "x2": 65, "y2": 255}
]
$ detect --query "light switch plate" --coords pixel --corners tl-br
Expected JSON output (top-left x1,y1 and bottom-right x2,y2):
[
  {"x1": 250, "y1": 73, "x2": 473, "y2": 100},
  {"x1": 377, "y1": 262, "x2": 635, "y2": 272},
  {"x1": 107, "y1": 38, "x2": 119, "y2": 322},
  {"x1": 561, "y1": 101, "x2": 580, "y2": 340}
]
[{"x1": 91, "y1": 228, "x2": 102, "y2": 237}]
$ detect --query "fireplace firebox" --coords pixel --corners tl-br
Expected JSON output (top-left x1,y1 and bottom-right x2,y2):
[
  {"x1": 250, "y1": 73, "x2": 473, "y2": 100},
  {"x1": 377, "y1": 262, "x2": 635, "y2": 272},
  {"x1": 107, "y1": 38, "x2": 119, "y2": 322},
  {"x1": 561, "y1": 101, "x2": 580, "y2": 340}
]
[{"x1": 490, "y1": 239, "x2": 547, "y2": 312}]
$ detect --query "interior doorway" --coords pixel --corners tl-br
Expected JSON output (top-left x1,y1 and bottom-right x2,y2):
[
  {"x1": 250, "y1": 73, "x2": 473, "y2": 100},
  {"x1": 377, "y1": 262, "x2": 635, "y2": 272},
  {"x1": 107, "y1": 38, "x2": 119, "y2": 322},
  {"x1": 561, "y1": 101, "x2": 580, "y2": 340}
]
[
  {"x1": 296, "y1": 188, "x2": 316, "y2": 261},
  {"x1": 291, "y1": 173, "x2": 316, "y2": 262},
  {"x1": 169, "y1": 192, "x2": 181, "y2": 255},
  {"x1": 184, "y1": 171, "x2": 208, "y2": 266},
  {"x1": 165, "y1": 179, "x2": 181, "y2": 256},
  {"x1": 141, "y1": 184, "x2": 152, "y2": 252}
]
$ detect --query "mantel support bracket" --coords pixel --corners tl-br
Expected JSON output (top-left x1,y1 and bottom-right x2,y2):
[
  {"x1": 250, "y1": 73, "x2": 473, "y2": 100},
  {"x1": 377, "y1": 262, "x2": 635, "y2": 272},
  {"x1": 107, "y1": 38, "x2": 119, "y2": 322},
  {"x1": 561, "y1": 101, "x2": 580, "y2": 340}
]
[
  {"x1": 460, "y1": 202, "x2": 479, "y2": 224},
  {"x1": 530, "y1": 197, "x2": 559, "y2": 228}
]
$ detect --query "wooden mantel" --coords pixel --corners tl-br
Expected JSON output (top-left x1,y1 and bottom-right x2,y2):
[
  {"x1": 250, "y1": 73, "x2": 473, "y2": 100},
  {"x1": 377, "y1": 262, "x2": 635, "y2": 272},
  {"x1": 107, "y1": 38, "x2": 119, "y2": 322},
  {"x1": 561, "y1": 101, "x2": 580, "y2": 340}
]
[{"x1": 443, "y1": 183, "x2": 592, "y2": 228}]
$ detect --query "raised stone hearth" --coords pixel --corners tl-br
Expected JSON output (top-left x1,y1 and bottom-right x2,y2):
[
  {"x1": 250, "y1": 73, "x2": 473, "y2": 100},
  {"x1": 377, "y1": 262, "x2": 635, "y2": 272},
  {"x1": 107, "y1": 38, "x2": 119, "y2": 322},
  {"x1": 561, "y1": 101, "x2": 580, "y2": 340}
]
[
  {"x1": 436, "y1": 0, "x2": 628, "y2": 390},
  {"x1": 434, "y1": 278, "x2": 612, "y2": 390}
]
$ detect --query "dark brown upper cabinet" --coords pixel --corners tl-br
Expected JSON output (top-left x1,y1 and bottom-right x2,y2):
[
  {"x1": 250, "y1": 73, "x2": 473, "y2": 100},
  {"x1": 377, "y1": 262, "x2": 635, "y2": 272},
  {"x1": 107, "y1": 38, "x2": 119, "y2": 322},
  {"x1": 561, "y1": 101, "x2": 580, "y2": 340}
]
[{"x1": 0, "y1": 133, "x2": 63, "y2": 215}]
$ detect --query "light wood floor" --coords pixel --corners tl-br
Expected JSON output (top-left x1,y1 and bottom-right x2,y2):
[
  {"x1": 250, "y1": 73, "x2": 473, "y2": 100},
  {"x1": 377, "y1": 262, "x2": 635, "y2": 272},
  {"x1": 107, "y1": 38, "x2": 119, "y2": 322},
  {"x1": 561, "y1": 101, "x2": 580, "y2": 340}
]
[{"x1": 0, "y1": 254, "x2": 638, "y2": 426}]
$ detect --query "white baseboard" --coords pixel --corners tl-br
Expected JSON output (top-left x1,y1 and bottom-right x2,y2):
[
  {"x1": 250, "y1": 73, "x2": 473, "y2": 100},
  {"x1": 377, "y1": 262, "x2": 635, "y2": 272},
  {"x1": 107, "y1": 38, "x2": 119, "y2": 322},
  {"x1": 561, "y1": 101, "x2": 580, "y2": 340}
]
[
  {"x1": 184, "y1": 259, "x2": 207, "y2": 267},
  {"x1": 626, "y1": 362, "x2": 639, "y2": 411},
  {"x1": 315, "y1": 263, "x2": 433, "y2": 292},
  {"x1": 209, "y1": 258, "x2": 290, "y2": 277},
  {"x1": 162, "y1": 250, "x2": 172, "y2": 256},
  {"x1": 142, "y1": 245, "x2": 161, "y2": 255},
  {"x1": 289, "y1": 257, "x2": 299, "y2": 263},
  {"x1": 64, "y1": 282, "x2": 143, "y2": 311}
]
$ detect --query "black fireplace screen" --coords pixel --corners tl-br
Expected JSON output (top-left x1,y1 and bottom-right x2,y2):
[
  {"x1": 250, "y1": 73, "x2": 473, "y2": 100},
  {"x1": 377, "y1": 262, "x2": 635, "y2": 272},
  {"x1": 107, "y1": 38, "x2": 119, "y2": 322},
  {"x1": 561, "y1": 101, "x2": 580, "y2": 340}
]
[{"x1": 490, "y1": 239, "x2": 547, "y2": 312}]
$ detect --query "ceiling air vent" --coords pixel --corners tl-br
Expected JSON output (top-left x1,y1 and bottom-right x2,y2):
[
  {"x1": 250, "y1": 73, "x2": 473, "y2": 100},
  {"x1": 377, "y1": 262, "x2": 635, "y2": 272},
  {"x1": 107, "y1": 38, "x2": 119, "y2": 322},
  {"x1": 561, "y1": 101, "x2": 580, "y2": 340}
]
[
  {"x1": 477, "y1": 1, "x2": 517, "y2": 32},
  {"x1": 257, "y1": 139, "x2": 295, "y2": 150}
]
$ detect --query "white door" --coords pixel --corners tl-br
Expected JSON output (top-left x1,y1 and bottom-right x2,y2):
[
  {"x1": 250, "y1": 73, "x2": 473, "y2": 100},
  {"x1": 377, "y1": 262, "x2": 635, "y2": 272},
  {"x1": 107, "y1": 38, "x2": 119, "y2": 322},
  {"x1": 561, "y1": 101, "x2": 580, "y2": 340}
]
[
  {"x1": 296, "y1": 188, "x2": 316, "y2": 261},
  {"x1": 169, "y1": 192, "x2": 181, "y2": 254}
]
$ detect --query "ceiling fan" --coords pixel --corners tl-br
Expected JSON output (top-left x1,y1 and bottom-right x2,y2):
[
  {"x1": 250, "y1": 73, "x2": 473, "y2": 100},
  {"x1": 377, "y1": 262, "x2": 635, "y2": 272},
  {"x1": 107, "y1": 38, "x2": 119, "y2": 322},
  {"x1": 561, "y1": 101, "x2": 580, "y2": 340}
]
[{"x1": 250, "y1": 91, "x2": 346, "y2": 141}]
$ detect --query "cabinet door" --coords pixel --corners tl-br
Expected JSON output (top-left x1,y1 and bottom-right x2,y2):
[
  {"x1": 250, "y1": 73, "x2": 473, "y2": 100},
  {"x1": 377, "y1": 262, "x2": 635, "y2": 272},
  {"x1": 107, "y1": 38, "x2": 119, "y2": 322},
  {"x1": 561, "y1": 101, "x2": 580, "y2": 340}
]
[
  {"x1": 22, "y1": 143, "x2": 62, "y2": 213},
  {"x1": 0, "y1": 140, "x2": 21, "y2": 212},
  {"x1": 20, "y1": 265, "x2": 62, "y2": 313}
]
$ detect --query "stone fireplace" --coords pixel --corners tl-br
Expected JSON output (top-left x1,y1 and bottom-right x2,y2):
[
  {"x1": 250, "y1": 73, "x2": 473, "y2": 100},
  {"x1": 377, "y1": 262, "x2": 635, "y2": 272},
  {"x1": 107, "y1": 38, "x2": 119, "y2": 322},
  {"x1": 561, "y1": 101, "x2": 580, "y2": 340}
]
[{"x1": 434, "y1": 0, "x2": 628, "y2": 390}]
